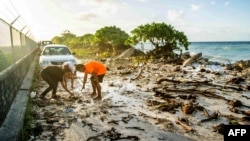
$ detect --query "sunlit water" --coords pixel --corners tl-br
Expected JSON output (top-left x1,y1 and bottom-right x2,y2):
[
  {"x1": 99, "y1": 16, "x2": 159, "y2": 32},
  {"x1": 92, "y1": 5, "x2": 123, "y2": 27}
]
[{"x1": 135, "y1": 41, "x2": 250, "y2": 64}]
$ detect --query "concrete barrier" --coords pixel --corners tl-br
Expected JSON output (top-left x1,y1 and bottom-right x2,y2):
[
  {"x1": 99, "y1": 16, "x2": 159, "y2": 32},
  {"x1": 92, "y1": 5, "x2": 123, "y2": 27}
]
[{"x1": 0, "y1": 50, "x2": 38, "y2": 141}]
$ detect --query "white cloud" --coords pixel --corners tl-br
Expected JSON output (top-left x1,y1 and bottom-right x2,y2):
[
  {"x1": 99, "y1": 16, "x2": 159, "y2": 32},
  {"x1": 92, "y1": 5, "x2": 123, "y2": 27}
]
[
  {"x1": 77, "y1": 0, "x2": 119, "y2": 17},
  {"x1": 75, "y1": 12, "x2": 98, "y2": 21},
  {"x1": 167, "y1": 10, "x2": 184, "y2": 23},
  {"x1": 190, "y1": 4, "x2": 202, "y2": 11},
  {"x1": 98, "y1": 3, "x2": 118, "y2": 16}
]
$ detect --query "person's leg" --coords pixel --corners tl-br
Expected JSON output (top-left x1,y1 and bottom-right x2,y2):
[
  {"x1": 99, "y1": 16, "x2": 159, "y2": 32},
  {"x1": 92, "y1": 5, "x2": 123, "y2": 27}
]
[
  {"x1": 51, "y1": 81, "x2": 58, "y2": 98},
  {"x1": 40, "y1": 86, "x2": 52, "y2": 98},
  {"x1": 90, "y1": 76, "x2": 97, "y2": 97},
  {"x1": 40, "y1": 72, "x2": 53, "y2": 98},
  {"x1": 94, "y1": 81, "x2": 101, "y2": 99},
  {"x1": 93, "y1": 74, "x2": 105, "y2": 100},
  {"x1": 70, "y1": 72, "x2": 74, "y2": 88}
]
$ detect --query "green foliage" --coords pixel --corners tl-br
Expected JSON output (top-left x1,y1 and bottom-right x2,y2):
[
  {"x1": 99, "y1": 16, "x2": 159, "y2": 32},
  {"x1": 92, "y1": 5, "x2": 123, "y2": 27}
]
[
  {"x1": 51, "y1": 36, "x2": 63, "y2": 44},
  {"x1": 95, "y1": 26, "x2": 129, "y2": 45},
  {"x1": 71, "y1": 48, "x2": 95, "y2": 59},
  {"x1": 94, "y1": 26, "x2": 130, "y2": 56},
  {"x1": 51, "y1": 30, "x2": 94, "y2": 58},
  {"x1": 21, "y1": 98, "x2": 35, "y2": 141},
  {"x1": 52, "y1": 30, "x2": 77, "y2": 47},
  {"x1": 78, "y1": 34, "x2": 95, "y2": 48},
  {"x1": 50, "y1": 27, "x2": 131, "y2": 58},
  {"x1": 126, "y1": 22, "x2": 190, "y2": 59},
  {"x1": 49, "y1": 22, "x2": 190, "y2": 60}
]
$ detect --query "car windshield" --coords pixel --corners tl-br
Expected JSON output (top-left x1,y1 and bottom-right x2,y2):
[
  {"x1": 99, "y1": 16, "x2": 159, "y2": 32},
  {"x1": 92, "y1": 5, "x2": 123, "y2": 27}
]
[{"x1": 42, "y1": 47, "x2": 71, "y2": 55}]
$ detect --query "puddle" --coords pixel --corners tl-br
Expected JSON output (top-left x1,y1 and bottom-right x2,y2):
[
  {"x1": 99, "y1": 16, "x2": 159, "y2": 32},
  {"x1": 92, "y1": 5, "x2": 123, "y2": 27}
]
[{"x1": 242, "y1": 91, "x2": 250, "y2": 99}]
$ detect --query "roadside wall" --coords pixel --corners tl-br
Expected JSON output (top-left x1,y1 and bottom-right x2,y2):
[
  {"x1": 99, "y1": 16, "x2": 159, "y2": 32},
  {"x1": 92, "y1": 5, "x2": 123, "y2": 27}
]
[{"x1": 0, "y1": 48, "x2": 38, "y2": 126}]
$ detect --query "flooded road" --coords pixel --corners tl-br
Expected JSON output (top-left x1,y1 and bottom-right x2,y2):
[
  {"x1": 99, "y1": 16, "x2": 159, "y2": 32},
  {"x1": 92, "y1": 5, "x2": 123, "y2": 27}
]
[
  {"x1": 31, "y1": 59, "x2": 250, "y2": 141},
  {"x1": 59, "y1": 71, "x2": 195, "y2": 141}
]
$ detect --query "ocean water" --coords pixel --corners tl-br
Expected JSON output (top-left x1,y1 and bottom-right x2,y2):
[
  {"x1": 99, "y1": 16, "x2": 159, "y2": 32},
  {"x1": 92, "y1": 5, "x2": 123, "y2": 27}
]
[
  {"x1": 135, "y1": 41, "x2": 250, "y2": 64},
  {"x1": 188, "y1": 41, "x2": 250, "y2": 64}
]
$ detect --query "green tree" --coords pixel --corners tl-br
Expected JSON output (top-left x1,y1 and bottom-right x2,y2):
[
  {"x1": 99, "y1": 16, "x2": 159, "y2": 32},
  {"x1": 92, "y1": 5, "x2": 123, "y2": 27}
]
[
  {"x1": 79, "y1": 34, "x2": 95, "y2": 48},
  {"x1": 51, "y1": 30, "x2": 77, "y2": 48},
  {"x1": 94, "y1": 26, "x2": 129, "y2": 56},
  {"x1": 51, "y1": 36, "x2": 62, "y2": 44},
  {"x1": 126, "y1": 22, "x2": 189, "y2": 59},
  {"x1": 51, "y1": 31, "x2": 97, "y2": 58}
]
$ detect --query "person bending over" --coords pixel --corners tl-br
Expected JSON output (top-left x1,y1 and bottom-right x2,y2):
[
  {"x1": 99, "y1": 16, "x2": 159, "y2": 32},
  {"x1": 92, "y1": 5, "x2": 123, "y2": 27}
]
[
  {"x1": 75, "y1": 60, "x2": 107, "y2": 100},
  {"x1": 40, "y1": 64, "x2": 74, "y2": 99},
  {"x1": 62, "y1": 61, "x2": 76, "y2": 89}
]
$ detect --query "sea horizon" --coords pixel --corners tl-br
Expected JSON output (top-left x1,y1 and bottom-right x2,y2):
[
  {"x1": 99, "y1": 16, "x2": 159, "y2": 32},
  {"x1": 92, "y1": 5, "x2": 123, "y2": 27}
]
[
  {"x1": 190, "y1": 41, "x2": 250, "y2": 43},
  {"x1": 135, "y1": 41, "x2": 250, "y2": 64}
]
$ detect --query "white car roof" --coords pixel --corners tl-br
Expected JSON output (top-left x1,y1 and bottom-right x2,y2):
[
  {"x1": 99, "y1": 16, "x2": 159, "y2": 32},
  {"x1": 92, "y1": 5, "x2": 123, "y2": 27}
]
[{"x1": 43, "y1": 44, "x2": 68, "y2": 48}]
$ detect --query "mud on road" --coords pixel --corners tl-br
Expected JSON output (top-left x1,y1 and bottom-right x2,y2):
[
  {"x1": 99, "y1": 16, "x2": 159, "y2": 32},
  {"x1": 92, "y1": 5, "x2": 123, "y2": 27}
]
[{"x1": 30, "y1": 59, "x2": 250, "y2": 141}]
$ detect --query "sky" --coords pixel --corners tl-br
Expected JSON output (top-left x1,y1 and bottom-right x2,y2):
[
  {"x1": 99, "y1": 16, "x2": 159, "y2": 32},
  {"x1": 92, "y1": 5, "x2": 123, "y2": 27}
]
[{"x1": 1, "y1": 0, "x2": 250, "y2": 42}]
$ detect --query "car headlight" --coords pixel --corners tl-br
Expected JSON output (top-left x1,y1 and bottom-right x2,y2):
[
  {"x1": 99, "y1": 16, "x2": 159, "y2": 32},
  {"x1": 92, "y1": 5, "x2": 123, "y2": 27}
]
[{"x1": 39, "y1": 60, "x2": 50, "y2": 66}]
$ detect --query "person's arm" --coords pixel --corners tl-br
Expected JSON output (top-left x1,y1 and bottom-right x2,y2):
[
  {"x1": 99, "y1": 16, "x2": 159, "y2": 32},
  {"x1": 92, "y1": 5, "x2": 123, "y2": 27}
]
[
  {"x1": 63, "y1": 74, "x2": 68, "y2": 89},
  {"x1": 60, "y1": 81, "x2": 74, "y2": 96},
  {"x1": 70, "y1": 72, "x2": 74, "y2": 88},
  {"x1": 61, "y1": 76, "x2": 73, "y2": 96},
  {"x1": 82, "y1": 73, "x2": 88, "y2": 90}
]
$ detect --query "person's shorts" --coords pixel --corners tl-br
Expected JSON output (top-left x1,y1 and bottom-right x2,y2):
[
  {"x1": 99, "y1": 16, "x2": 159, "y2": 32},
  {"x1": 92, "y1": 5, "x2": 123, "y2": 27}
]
[{"x1": 91, "y1": 74, "x2": 105, "y2": 83}]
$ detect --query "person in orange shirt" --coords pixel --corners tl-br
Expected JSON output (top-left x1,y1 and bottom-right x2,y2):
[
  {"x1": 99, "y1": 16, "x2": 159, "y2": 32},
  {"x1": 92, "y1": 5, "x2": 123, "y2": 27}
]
[{"x1": 75, "y1": 61, "x2": 107, "y2": 100}]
